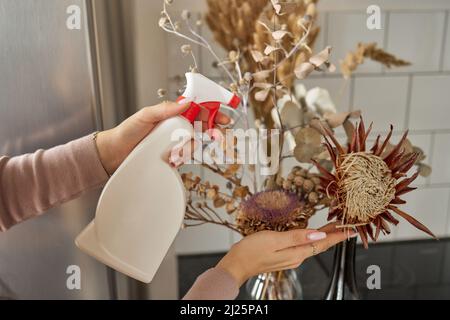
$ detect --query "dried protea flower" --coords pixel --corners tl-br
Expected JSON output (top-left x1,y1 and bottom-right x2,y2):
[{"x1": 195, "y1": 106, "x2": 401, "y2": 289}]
[
  {"x1": 236, "y1": 190, "x2": 313, "y2": 235},
  {"x1": 314, "y1": 117, "x2": 436, "y2": 248}
]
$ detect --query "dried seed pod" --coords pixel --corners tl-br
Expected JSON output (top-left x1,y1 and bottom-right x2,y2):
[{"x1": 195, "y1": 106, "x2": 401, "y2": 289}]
[
  {"x1": 294, "y1": 176, "x2": 304, "y2": 187},
  {"x1": 308, "y1": 192, "x2": 319, "y2": 204},
  {"x1": 283, "y1": 180, "x2": 292, "y2": 190},
  {"x1": 303, "y1": 179, "x2": 314, "y2": 192}
]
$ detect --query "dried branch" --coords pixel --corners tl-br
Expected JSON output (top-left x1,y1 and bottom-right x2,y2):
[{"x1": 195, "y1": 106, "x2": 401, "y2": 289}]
[
  {"x1": 341, "y1": 42, "x2": 411, "y2": 79},
  {"x1": 161, "y1": 2, "x2": 237, "y2": 83}
]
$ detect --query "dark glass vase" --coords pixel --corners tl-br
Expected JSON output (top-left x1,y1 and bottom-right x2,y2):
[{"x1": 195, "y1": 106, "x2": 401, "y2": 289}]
[{"x1": 324, "y1": 238, "x2": 360, "y2": 300}]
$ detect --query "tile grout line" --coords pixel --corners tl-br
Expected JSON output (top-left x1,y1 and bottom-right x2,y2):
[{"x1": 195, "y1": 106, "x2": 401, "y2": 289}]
[
  {"x1": 320, "y1": 9, "x2": 449, "y2": 15},
  {"x1": 319, "y1": 70, "x2": 450, "y2": 79},
  {"x1": 439, "y1": 10, "x2": 449, "y2": 72},
  {"x1": 427, "y1": 132, "x2": 436, "y2": 186},
  {"x1": 446, "y1": 188, "x2": 450, "y2": 237},
  {"x1": 403, "y1": 75, "x2": 414, "y2": 130},
  {"x1": 349, "y1": 76, "x2": 356, "y2": 111},
  {"x1": 380, "y1": 10, "x2": 391, "y2": 74},
  {"x1": 426, "y1": 132, "x2": 437, "y2": 186}
]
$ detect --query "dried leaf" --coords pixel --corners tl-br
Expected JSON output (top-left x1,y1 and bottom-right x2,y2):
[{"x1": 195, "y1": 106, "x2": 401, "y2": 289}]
[
  {"x1": 295, "y1": 127, "x2": 322, "y2": 146},
  {"x1": 252, "y1": 70, "x2": 271, "y2": 82},
  {"x1": 402, "y1": 139, "x2": 414, "y2": 155},
  {"x1": 233, "y1": 186, "x2": 249, "y2": 198},
  {"x1": 225, "y1": 164, "x2": 241, "y2": 175},
  {"x1": 253, "y1": 82, "x2": 272, "y2": 89},
  {"x1": 343, "y1": 120, "x2": 356, "y2": 142},
  {"x1": 324, "y1": 110, "x2": 361, "y2": 129},
  {"x1": 413, "y1": 146, "x2": 426, "y2": 162},
  {"x1": 226, "y1": 202, "x2": 236, "y2": 214},
  {"x1": 294, "y1": 62, "x2": 315, "y2": 79},
  {"x1": 310, "y1": 46, "x2": 332, "y2": 67},
  {"x1": 280, "y1": 101, "x2": 302, "y2": 128},
  {"x1": 213, "y1": 197, "x2": 226, "y2": 208},
  {"x1": 294, "y1": 143, "x2": 323, "y2": 163},
  {"x1": 251, "y1": 50, "x2": 265, "y2": 63},
  {"x1": 272, "y1": 30, "x2": 291, "y2": 41},
  {"x1": 255, "y1": 88, "x2": 271, "y2": 102},
  {"x1": 418, "y1": 163, "x2": 432, "y2": 177},
  {"x1": 270, "y1": 0, "x2": 284, "y2": 14},
  {"x1": 158, "y1": 17, "x2": 168, "y2": 28},
  {"x1": 264, "y1": 45, "x2": 280, "y2": 55},
  {"x1": 207, "y1": 188, "x2": 218, "y2": 199}
]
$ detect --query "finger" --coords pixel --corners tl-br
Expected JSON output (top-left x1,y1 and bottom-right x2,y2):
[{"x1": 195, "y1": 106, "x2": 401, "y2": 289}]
[
  {"x1": 215, "y1": 112, "x2": 231, "y2": 125},
  {"x1": 198, "y1": 109, "x2": 231, "y2": 125},
  {"x1": 273, "y1": 229, "x2": 328, "y2": 251},
  {"x1": 302, "y1": 230, "x2": 357, "y2": 259},
  {"x1": 275, "y1": 230, "x2": 354, "y2": 266},
  {"x1": 140, "y1": 101, "x2": 190, "y2": 123}
]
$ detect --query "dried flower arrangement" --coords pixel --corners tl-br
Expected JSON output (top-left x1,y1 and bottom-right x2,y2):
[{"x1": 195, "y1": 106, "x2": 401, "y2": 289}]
[
  {"x1": 158, "y1": 0, "x2": 435, "y2": 283},
  {"x1": 158, "y1": 0, "x2": 431, "y2": 245}
]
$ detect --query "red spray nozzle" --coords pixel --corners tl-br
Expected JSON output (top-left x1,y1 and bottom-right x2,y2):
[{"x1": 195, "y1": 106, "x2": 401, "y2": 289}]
[
  {"x1": 176, "y1": 73, "x2": 241, "y2": 130},
  {"x1": 177, "y1": 94, "x2": 241, "y2": 130}
]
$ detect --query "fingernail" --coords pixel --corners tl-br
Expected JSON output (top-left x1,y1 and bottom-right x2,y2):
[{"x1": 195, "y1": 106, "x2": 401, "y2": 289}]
[
  {"x1": 170, "y1": 158, "x2": 183, "y2": 168},
  {"x1": 307, "y1": 232, "x2": 327, "y2": 241},
  {"x1": 349, "y1": 233, "x2": 359, "y2": 238},
  {"x1": 178, "y1": 98, "x2": 192, "y2": 105}
]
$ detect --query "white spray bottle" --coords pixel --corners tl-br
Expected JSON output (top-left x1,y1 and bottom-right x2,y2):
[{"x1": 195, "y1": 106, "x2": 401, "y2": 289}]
[{"x1": 75, "y1": 73, "x2": 240, "y2": 283}]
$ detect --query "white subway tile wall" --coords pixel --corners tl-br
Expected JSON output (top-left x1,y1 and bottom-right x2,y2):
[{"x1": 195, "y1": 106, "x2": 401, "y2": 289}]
[
  {"x1": 327, "y1": 12, "x2": 386, "y2": 74},
  {"x1": 408, "y1": 75, "x2": 450, "y2": 131},
  {"x1": 430, "y1": 133, "x2": 450, "y2": 185},
  {"x1": 386, "y1": 12, "x2": 446, "y2": 72},
  {"x1": 445, "y1": 12, "x2": 450, "y2": 71},
  {"x1": 353, "y1": 76, "x2": 409, "y2": 132},
  {"x1": 167, "y1": 4, "x2": 450, "y2": 254},
  {"x1": 396, "y1": 188, "x2": 450, "y2": 240}
]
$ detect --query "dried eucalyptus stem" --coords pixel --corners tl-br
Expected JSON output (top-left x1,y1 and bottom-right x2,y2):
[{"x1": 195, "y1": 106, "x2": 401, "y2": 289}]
[
  {"x1": 161, "y1": 2, "x2": 237, "y2": 83},
  {"x1": 185, "y1": 203, "x2": 240, "y2": 233}
]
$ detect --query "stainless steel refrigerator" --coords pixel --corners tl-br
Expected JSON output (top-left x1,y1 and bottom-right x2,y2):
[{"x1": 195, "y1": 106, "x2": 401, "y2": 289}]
[{"x1": 0, "y1": 0, "x2": 139, "y2": 299}]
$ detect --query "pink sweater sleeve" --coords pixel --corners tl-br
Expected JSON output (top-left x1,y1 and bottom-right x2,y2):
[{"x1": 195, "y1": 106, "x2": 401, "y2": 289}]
[
  {"x1": 183, "y1": 267, "x2": 239, "y2": 300},
  {"x1": 0, "y1": 135, "x2": 239, "y2": 300},
  {"x1": 0, "y1": 135, "x2": 109, "y2": 231}
]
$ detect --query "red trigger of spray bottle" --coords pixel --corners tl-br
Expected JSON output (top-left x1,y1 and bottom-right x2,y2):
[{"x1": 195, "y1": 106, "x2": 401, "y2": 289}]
[{"x1": 176, "y1": 73, "x2": 241, "y2": 135}]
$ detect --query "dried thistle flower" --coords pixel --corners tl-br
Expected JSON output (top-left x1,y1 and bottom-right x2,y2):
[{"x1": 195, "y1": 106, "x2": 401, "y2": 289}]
[
  {"x1": 340, "y1": 42, "x2": 411, "y2": 79},
  {"x1": 236, "y1": 190, "x2": 312, "y2": 235},
  {"x1": 314, "y1": 117, "x2": 436, "y2": 248}
]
